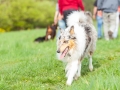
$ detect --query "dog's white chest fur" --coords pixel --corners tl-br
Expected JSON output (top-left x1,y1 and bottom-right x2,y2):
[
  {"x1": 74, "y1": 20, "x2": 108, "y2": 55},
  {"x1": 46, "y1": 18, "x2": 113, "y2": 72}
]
[{"x1": 48, "y1": 35, "x2": 51, "y2": 39}]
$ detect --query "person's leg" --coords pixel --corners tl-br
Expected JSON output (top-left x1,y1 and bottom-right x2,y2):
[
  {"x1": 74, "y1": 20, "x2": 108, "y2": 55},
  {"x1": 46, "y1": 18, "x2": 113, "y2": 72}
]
[
  {"x1": 97, "y1": 16, "x2": 103, "y2": 38},
  {"x1": 103, "y1": 12, "x2": 109, "y2": 40},
  {"x1": 57, "y1": 19, "x2": 66, "y2": 38},
  {"x1": 113, "y1": 12, "x2": 119, "y2": 38},
  {"x1": 109, "y1": 12, "x2": 117, "y2": 39},
  {"x1": 58, "y1": 19, "x2": 66, "y2": 29}
]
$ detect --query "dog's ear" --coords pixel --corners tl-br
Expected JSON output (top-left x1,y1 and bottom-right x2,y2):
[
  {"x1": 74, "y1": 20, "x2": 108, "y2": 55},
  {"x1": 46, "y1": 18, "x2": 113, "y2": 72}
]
[
  {"x1": 47, "y1": 25, "x2": 51, "y2": 29},
  {"x1": 69, "y1": 26, "x2": 75, "y2": 35},
  {"x1": 84, "y1": 11, "x2": 92, "y2": 18}
]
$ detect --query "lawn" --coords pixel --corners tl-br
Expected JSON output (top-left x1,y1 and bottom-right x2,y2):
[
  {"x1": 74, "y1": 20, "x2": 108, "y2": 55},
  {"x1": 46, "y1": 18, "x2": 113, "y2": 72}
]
[{"x1": 0, "y1": 28, "x2": 120, "y2": 90}]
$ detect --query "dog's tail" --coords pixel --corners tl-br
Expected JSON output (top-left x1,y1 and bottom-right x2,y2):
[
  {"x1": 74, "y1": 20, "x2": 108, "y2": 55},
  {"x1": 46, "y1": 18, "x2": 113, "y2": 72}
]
[{"x1": 67, "y1": 11, "x2": 93, "y2": 26}]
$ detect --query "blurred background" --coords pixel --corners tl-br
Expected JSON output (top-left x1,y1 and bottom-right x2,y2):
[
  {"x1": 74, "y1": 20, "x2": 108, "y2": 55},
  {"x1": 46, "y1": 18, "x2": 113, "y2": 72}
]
[{"x1": 0, "y1": 0, "x2": 94, "y2": 32}]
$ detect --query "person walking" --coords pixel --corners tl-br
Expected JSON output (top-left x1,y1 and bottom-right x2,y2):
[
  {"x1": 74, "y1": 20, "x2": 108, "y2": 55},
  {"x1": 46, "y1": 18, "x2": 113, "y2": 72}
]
[
  {"x1": 58, "y1": 0, "x2": 84, "y2": 27},
  {"x1": 54, "y1": 3, "x2": 66, "y2": 38},
  {"x1": 54, "y1": 3, "x2": 66, "y2": 30},
  {"x1": 93, "y1": 0, "x2": 103, "y2": 39},
  {"x1": 97, "y1": 0, "x2": 120, "y2": 40},
  {"x1": 113, "y1": 6, "x2": 120, "y2": 38}
]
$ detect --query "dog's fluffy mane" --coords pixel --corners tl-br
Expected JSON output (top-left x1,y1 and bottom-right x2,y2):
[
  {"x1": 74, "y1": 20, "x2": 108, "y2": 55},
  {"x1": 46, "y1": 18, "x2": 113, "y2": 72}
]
[
  {"x1": 67, "y1": 11, "x2": 93, "y2": 26},
  {"x1": 67, "y1": 11, "x2": 97, "y2": 57}
]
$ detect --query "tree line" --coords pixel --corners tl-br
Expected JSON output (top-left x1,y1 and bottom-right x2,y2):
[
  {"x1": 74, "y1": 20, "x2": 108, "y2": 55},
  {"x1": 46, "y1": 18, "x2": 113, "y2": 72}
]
[{"x1": 0, "y1": 0, "x2": 94, "y2": 31}]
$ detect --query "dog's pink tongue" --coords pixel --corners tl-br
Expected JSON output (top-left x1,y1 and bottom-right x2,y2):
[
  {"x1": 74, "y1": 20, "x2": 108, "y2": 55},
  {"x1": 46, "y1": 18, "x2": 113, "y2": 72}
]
[{"x1": 60, "y1": 48, "x2": 68, "y2": 59}]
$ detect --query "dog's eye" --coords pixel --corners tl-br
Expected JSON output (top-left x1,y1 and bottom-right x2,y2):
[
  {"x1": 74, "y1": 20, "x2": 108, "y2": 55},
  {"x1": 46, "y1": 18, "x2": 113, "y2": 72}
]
[
  {"x1": 72, "y1": 37, "x2": 76, "y2": 39},
  {"x1": 63, "y1": 41, "x2": 68, "y2": 43},
  {"x1": 70, "y1": 36, "x2": 76, "y2": 39}
]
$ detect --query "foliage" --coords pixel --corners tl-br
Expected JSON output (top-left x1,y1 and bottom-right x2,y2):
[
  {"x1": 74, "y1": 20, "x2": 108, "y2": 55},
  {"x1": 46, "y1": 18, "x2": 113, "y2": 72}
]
[
  {"x1": 0, "y1": 0, "x2": 56, "y2": 31},
  {"x1": 83, "y1": 0, "x2": 95, "y2": 12},
  {"x1": 0, "y1": 28, "x2": 5, "y2": 33}
]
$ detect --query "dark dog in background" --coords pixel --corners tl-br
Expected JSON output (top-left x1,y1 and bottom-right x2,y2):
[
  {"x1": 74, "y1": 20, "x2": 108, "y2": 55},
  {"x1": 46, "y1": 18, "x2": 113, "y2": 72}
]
[{"x1": 34, "y1": 24, "x2": 57, "y2": 42}]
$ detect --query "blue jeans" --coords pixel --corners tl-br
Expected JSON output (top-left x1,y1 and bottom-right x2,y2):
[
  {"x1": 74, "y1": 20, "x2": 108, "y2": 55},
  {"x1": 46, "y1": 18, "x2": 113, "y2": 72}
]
[
  {"x1": 57, "y1": 20, "x2": 66, "y2": 38},
  {"x1": 97, "y1": 16, "x2": 103, "y2": 38}
]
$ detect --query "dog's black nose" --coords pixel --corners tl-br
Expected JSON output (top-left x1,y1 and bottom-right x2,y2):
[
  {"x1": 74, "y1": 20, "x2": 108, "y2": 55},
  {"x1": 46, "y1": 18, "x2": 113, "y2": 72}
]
[{"x1": 57, "y1": 50, "x2": 60, "y2": 53}]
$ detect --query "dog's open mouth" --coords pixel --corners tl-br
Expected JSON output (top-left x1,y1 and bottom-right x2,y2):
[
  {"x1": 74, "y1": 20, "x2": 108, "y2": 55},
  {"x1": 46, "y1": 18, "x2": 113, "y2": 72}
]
[{"x1": 60, "y1": 46, "x2": 69, "y2": 59}]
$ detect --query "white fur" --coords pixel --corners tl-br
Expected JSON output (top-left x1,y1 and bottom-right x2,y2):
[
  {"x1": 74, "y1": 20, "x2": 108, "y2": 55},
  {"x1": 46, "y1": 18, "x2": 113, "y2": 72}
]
[
  {"x1": 57, "y1": 11, "x2": 97, "y2": 86},
  {"x1": 67, "y1": 11, "x2": 87, "y2": 26},
  {"x1": 64, "y1": 25, "x2": 87, "y2": 85},
  {"x1": 48, "y1": 35, "x2": 51, "y2": 39}
]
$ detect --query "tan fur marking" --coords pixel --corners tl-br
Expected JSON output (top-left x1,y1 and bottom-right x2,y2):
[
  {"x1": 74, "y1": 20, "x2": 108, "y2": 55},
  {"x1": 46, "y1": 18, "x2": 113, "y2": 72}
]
[
  {"x1": 68, "y1": 40, "x2": 75, "y2": 49},
  {"x1": 60, "y1": 43, "x2": 68, "y2": 52},
  {"x1": 70, "y1": 26, "x2": 75, "y2": 35},
  {"x1": 59, "y1": 40, "x2": 76, "y2": 53}
]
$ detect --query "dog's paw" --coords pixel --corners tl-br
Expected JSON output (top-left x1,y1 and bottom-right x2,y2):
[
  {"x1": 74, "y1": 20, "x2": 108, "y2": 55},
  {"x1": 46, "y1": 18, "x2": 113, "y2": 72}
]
[
  {"x1": 89, "y1": 65, "x2": 93, "y2": 71},
  {"x1": 74, "y1": 76, "x2": 79, "y2": 80},
  {"x1": 66, "y1": 80, "x2": 72, "y2": 86},
  {"x1": 66, "y1": 77, "x2": 73, "y2": 86},
  {"x1": 74, "y1": 74, "x2": 80, "y2": 80}
]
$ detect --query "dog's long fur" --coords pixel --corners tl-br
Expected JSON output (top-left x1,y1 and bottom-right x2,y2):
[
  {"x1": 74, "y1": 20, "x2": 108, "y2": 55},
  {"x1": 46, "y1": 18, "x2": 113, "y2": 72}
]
[
  {"x1": 34, "y1": 24, "x2": 57, "y2": 42},
  {"x1": 56, "y1": 11, "x2": 97, "y2": 85}
]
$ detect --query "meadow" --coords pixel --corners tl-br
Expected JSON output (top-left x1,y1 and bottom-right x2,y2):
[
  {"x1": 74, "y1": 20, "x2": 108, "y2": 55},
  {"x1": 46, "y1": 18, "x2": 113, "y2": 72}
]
[{"x1": 0, "y1": 28, "x2": 120, "y2": 90}]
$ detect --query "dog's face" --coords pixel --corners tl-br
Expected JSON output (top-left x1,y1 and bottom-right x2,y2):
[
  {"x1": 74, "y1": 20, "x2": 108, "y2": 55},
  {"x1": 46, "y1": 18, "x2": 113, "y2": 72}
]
[
  {"x1": 57, "y1": 26, "x2": 76, "y2": 59},
  {"x1": 47, "y1": 26, "x2": 53, "y2": 34}
]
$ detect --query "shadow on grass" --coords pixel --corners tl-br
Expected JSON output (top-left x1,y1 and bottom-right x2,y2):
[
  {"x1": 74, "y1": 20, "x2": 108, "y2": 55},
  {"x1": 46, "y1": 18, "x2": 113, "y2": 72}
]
[{"x1": 81, "y1": 57, "x2": 101, "y2": 76}]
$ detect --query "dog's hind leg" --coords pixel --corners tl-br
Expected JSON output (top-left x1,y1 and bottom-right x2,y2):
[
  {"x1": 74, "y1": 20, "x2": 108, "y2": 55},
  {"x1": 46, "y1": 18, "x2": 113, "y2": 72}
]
[
  {"x1": 88, "y1": 51, "x2": 93, "y2": 71},
  {"x1": 74, "y1": 60, "x2": 81, "y2": 80},
  {"x1": 66, "y1": 60, "x2": 78, "y2": 86}
]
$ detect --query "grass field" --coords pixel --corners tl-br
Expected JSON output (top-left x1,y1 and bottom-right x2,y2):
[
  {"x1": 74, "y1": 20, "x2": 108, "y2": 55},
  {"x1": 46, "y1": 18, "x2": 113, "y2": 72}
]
[{"x1": 0, "y1": 28, "x2": 120, "y2": 90}]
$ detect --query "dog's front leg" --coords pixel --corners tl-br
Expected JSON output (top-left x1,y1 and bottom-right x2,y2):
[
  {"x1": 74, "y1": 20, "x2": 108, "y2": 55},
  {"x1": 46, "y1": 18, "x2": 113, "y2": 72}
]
[
  {"x1": 74, "y1": 60, "x2": 81, "y2": 80},
  {"x1": 66, "y1": 60, "x2": 78, "y2": 86}
]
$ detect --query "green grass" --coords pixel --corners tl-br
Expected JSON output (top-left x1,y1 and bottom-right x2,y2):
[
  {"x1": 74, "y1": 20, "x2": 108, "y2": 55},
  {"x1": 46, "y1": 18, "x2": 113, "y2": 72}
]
[{"x1": 0, "y1": 28, "x2": 120, "y2": 90}]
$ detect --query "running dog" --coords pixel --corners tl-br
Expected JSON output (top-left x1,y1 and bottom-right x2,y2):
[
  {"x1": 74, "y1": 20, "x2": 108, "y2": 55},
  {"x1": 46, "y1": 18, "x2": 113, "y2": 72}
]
[
  {"x1": 56, "y1": 11, "x2": 97, "y2": 85},
  {"x1": 34, "y1": 24, "x2": 57, "y2": 42}
]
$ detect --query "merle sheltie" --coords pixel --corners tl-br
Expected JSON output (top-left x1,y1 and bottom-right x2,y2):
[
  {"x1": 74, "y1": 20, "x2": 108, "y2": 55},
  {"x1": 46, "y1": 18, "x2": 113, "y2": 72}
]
[{"x1": 56, "y1": 11, "x2": 97, "y2": 85}]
